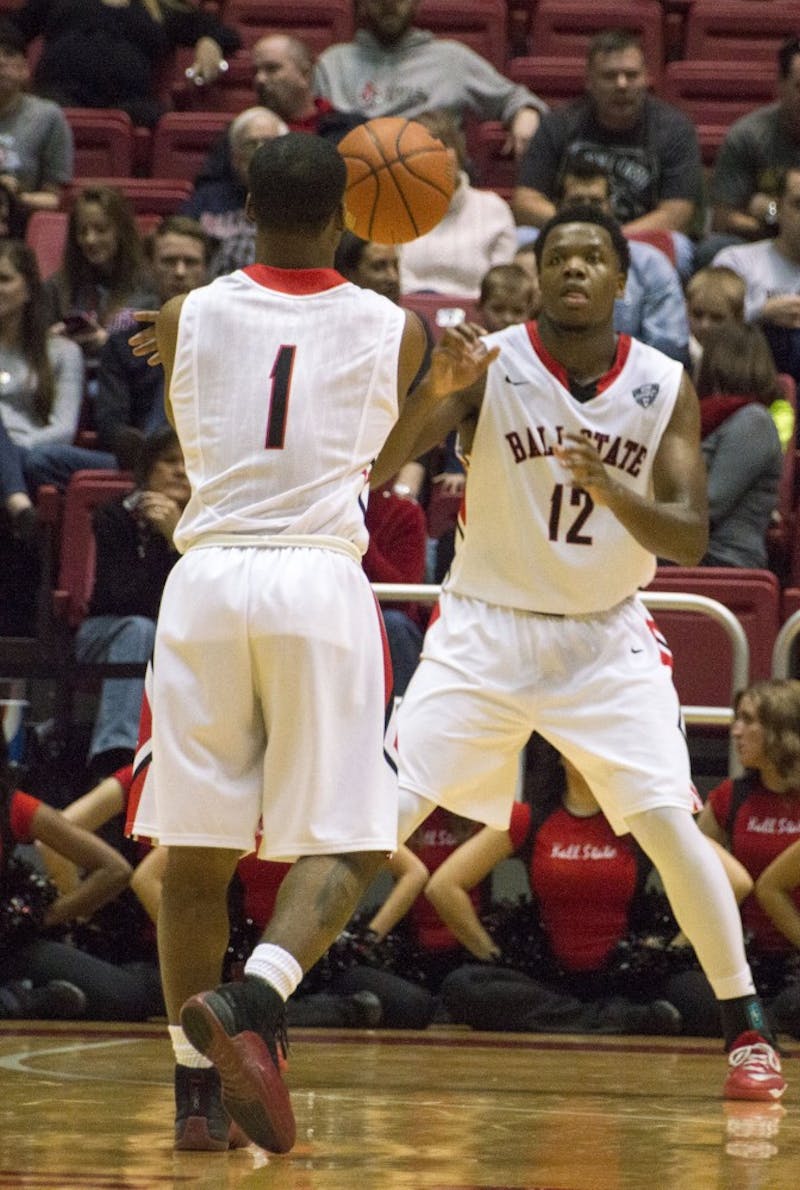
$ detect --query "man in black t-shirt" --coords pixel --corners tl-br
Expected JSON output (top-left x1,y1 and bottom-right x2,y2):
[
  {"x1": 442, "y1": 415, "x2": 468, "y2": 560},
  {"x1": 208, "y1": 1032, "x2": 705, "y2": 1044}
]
[{"x1": 512, "y1": 30, "x2": 702, "y2": 275}]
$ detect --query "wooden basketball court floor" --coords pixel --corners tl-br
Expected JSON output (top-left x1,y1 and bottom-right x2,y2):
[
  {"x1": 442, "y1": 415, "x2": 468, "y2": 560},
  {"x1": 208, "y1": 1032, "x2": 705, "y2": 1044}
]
[{"x1": 0, "y1": 1023, "x2": 796, "y2": 1190}]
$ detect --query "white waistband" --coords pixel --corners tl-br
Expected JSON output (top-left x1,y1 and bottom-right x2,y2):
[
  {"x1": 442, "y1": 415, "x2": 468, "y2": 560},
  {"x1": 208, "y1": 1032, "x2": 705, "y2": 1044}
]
[{"x1": 183, "y1": 533, "x2": 362, "y2": 564}]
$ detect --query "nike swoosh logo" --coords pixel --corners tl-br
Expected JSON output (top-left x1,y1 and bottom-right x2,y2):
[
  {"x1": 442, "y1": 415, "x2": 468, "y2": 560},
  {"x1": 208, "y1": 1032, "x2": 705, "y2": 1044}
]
[
  {"x1": 631, "y1": 647, "x2": 644, "y2": 654},
  {"x1": 505, "y1": 375, "x2": 529, "y2": 386}
]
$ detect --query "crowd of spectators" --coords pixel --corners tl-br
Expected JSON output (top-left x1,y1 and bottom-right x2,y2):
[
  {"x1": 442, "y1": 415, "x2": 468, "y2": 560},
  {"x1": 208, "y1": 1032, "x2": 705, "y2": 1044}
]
[{"x1": 2, "y1": 0, "x2": 800, "y2": 1031}]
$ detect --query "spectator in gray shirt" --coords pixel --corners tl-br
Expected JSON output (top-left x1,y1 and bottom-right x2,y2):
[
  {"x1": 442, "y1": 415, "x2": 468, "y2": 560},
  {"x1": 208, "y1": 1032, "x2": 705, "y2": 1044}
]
[
  {"x1": 0, "y1": 19, "x2": 72, "y2": 214},
  {"x1": 314, "y1": 0, "x2": 547, "y2": 161}
]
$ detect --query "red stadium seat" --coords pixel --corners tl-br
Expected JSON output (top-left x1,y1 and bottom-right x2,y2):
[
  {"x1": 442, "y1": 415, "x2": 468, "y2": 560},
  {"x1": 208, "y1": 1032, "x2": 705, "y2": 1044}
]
[
  {"x1": 150, "y1": 111, "x2": 231, "y2": 182},
  {"x1": 529, "y1": 1, "x2": 665, "y2": 85},
  {"x1": 684, "y1": 1, "x2": 799, "y2": 64},
  {"x1": 400, "y1": 293, "x2": 482, "y2": 340},
  {"x1": 25, "y1": 210, "x2": 68, "y2": 279},
  {"x1": 659, "y1": 60, "x2": 777, "y2": 167},
  {"x1": 506, "y1": 55, "x2": 587, "y2": 108},
  {"x1": 64, "y1": 177, "x2": 193, "y2": 217},
  {"x1": 171, "y1": 49, "x2": 254, "y2": 114},
  {"x1": 465, "y1": 121, "x2": 515, "y2": 192},
  {"x1": 222, "y1": 0, "x2": 353, "y2": 54},
  {"x1": 64, "y1": 108, "x2": 136, "y2": 179},
  {"x1": 415, "y1": 0, "x2": 509, "y2": 71},
  {"x1": 644, "y1": 568, "x2": 781, "y2": 708},
  {"x1": 53, "y1": 471, "x2": 135, "y2": 631}
]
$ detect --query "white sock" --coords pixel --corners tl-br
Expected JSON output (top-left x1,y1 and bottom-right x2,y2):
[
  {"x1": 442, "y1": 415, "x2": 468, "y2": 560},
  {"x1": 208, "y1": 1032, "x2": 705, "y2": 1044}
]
[
  {"x1": 244, "y1": 943, "x2": 303, "y2": 1001},
  {"x1": 169, "y1": 1024, "x2": 213, "y2": 1069}
]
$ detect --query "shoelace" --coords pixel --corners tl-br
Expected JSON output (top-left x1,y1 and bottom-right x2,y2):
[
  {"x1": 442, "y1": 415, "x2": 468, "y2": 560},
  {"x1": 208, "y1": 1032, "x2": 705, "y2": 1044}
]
[
  {"x1": 729, "y1": 1042, "x2": 781, "y2": 1073},
  {"x1": 274, "y1": 1013, "x2": 289, "y2": 1064}
]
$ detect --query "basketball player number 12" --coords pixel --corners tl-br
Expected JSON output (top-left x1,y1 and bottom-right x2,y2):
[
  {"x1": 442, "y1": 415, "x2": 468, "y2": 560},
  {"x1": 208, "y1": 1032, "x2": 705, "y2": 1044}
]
[{"x1": 265, "y1": 344, "x2": 296, "y2": 449}]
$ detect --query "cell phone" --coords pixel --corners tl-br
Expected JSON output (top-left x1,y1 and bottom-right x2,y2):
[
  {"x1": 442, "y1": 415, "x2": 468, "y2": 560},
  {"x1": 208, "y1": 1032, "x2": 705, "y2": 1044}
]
[
  {"x1": 435, "y1": 307, "x2": 467, "y2": 329},
  {"x1": 63, "y1": 311, "x2": 95, "y2": 336}
]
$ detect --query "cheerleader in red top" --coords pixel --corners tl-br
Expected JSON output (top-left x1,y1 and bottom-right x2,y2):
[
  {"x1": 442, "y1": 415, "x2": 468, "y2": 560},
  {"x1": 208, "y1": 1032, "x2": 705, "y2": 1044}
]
[
  {"x1": 0, "y1": 729, "x2": 143, "y2": 1018},
  {"x1": 427, "y1": 741, "x2": 751, "y2": 1035},
  {"x1": 694, "y1": 679, "x2": 800, "y2": 1037}
]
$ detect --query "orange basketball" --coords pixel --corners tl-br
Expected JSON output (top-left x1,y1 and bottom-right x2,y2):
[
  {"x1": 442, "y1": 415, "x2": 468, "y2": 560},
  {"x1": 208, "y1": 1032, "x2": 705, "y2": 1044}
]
[{"x1": 338, "y1": 117, "x2": 456, "y2": 245}]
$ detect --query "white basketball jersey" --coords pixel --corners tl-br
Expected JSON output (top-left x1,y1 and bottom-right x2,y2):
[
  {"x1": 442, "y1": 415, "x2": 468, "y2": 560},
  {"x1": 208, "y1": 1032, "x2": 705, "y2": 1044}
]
[
  {"x1": 446, "y1": 324, "x2": 683, "y2": 615},
  {"x1": 170, "y1": 264, "x2": 406, "y2": 554}
]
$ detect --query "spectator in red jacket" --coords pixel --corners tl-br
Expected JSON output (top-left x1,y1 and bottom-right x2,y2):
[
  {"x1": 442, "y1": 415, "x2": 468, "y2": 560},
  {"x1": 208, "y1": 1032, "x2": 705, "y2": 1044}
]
[{"x1": 363, "y1": 482, "x2": 427, "y2": 694}]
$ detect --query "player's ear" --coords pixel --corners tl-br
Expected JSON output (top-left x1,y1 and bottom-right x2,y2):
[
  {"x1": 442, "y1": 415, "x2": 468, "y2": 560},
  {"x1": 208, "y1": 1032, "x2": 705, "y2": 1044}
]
[{"x1": 336, "y1": 200, "x2": 355, "y2": 233}]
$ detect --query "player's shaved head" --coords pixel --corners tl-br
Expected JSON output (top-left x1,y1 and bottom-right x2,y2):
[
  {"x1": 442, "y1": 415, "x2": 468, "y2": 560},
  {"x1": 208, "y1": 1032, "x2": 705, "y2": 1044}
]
[{"x1": 248, "y1": 132, "x2": 347, "y2": 232}]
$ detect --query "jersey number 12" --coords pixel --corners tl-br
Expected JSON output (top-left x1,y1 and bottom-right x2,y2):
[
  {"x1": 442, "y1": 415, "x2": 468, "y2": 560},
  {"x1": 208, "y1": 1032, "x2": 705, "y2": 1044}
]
[{"x1": 548, "y1": 483, "x2": 594, "y2": 544}]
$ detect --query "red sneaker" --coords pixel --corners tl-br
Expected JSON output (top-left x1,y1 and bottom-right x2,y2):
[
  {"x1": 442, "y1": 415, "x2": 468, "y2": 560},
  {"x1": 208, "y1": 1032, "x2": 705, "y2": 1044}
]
[
  {"x1": 180, "y1": 988, "x2": 296, "y2": 1153},
  {"x1": 724, "y1": 1032, "x2": 787, "y2": 1102}
]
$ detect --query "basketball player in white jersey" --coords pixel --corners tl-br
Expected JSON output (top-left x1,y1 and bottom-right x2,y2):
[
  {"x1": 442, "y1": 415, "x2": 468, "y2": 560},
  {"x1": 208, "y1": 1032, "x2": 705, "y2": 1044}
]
[
  {"x1": 379, "y1": 205, "x2": 787, "y2": 1102},
  {"x1": 127, "y1": 133, "x2": 497, "y2": 1153}
]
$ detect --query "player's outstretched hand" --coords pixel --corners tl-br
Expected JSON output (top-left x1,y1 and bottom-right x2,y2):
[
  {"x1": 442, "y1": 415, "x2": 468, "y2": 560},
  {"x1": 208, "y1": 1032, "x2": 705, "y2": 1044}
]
[
  {"x1": 129, "y1": 311, "x2": 161, "y2": 367},
  {"x1": 430, "y1": 323, "x2": 499, "y2": 397}
]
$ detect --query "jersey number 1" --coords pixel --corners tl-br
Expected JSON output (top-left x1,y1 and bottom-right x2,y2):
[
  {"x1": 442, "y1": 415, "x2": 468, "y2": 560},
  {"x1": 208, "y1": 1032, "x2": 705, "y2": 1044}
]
[
  {"x1": 265, "y1": 344, "x2": 296, "y2": 449},
  {"x1": 548, "y1": 483, "x2": 594, "y2": 544}
]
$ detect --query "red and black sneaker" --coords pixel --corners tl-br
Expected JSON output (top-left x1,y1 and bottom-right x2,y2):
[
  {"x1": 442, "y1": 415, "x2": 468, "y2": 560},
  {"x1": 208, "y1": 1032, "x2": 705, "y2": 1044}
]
[
  {"x1": 174, "y1": 1064, "x2": 245, "y2": 1151},
  {"x1": 180, "y1": 979, "x2": 295, "y2": 1154},
  {"x1": 724, "y1": 1032, "x2": 787, "y2": 1102}
]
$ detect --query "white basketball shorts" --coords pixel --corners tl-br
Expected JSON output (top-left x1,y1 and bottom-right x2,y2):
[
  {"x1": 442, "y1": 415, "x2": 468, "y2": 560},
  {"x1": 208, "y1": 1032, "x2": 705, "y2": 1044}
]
[
  {"x1": 397, "y1": 591, "x2": 700, "y2": 834},
  {"x1": 132, "y1": 544, "x2": 398, "y2": 861}
]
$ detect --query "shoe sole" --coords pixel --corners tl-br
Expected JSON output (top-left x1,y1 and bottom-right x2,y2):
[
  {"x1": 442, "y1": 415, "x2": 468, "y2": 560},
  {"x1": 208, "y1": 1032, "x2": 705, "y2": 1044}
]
[
  {"x1": 181, "y1": 995, "x2": 296, "y2": 1154},
  {"x1": 174, "y1": 1116, "x2": 229, "y2": 1152},
  {"x1": 724, "y1": 1082, "x2": 787, "y2": 1102}
]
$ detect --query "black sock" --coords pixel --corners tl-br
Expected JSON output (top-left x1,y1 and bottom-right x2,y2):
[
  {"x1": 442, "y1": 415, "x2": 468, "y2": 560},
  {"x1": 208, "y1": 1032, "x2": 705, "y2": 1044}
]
[{"x1": 719, "y1": 994, "x2": 774, "y2": 1049}]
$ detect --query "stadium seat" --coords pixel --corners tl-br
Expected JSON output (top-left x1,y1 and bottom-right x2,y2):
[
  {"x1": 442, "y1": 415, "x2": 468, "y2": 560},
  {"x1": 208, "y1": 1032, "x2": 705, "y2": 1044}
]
[
  {"x1": 221, "y1": 0, "x2": 353, "y2": 54},
  {"x1": 415, "y1": 0, "x2": 509, "y2": 72},
  {"x1": 645, "y1": 568, "x2": 781, "y2": 709},
  {"x1": 506, "y1": 55, "x2": 587, "y2": 108},
  {"x1": 52, "y1": 471, "x2": 135, "y2": 631},
  {"x1": 400, "y1": 293, "x2": 482, "y2": 339},
  {"x1": 63, "y1": 177, "x2": 193, "y2": 217},
  {"x1": 465, "y1": 121, "x2": 515, "y2": 192},
  {"x1": 684, "y1": 1, "x2": 799, "y2": 64},
  {"x1": 150, "y1": 111, "x2": 231, "y2": 182},
  {"x1": 64, "y1": 109, "x2": 136, "y2": 179},
  {"x1": 529, "y1": 0, "x2": 665, "y2": 86},
  {"x1": 171, "y1": 49, "x2": 254, "y2": 113},
  {"x1": 25, "y1": 210, "x2": 68, "y2": 280},
  {"x1": 659, "y1": 60, "x2": 777, "y2": 167}
]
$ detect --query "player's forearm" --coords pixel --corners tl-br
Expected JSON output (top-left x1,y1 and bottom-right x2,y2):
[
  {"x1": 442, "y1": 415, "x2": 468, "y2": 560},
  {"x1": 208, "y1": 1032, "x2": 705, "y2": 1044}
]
[
  {"x1": 511, "y1": 185, "x2": 554, "y2": 228},
  {"x1": 372, "y1": 383, "x2": 462, "y2": 489},
  {"x1": 602, "y1": 483, "x2": 708, "y2": 565}
]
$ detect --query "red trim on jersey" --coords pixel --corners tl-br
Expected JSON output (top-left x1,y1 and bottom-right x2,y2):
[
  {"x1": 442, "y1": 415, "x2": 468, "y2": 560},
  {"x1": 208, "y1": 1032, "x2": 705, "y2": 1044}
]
[
  {"x1": 242, "y1": 264, "x2": 348, "y2": 295},
  {"x1": 373, "y1": 592, "x2": 394, "y2": 709},
  {"x1": 125, "y1": 675, "x2": 153, "y2": 838},
  {"x1": 527, "y1": 323, "x2": 632, "y2": 395}
]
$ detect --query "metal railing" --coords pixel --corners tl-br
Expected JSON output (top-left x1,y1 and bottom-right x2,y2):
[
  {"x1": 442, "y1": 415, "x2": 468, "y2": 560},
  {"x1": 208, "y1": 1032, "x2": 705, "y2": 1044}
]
[
  {"x1": 372, "y1": 584, "x2": 749, "y2": 775},
  {"x1": 772, "y1": 609, "x2": 800, "y2": 679}
]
